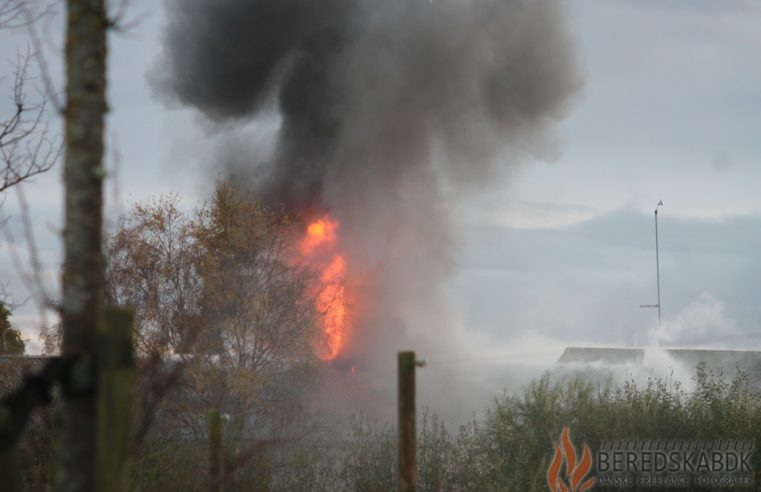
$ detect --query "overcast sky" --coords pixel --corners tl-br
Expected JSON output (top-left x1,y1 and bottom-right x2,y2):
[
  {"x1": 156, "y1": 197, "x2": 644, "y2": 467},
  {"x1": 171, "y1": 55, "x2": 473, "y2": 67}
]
[{"x1": 1, "y1": 0, "x2": 760, "y2": 361}]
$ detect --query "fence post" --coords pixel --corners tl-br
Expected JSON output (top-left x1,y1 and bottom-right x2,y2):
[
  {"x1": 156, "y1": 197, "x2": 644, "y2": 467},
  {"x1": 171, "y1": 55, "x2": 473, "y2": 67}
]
[
  {"x1": 96, "y1": 307, "x2": 135, "y2": 492},
  {"x1": 398, "y1": 350, "x2": 419, "y2": 492},
  {"x1": 0, "y1": 406, "x2": 21, "y2": 492},
  {"x1": 208, "y1": 408, "x2": 223, "y2": 492}
]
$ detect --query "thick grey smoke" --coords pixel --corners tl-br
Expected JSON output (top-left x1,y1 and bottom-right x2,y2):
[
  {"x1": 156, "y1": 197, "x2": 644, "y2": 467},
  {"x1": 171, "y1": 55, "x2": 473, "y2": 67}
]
[{"x1": 156, "y1": 0, "x2": 581, "y2": 406}]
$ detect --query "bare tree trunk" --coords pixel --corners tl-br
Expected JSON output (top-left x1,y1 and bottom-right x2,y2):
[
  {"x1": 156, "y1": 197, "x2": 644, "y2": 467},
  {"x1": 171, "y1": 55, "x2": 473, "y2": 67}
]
[{"x1": 55, "y1": 1, "x2": 107, "y2": 491}]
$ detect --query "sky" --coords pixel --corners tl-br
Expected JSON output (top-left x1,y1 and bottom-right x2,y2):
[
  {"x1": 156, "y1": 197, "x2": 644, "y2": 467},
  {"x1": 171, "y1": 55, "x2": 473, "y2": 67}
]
[{"x1": 1, "y1": 0, "x2": 761, "y2": 367}]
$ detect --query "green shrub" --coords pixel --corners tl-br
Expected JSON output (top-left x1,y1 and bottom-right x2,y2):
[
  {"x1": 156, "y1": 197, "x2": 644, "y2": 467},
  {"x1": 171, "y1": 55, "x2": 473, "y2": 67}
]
[{"x1": 13, "y1": 366, "x2": 761, "y2": 491}]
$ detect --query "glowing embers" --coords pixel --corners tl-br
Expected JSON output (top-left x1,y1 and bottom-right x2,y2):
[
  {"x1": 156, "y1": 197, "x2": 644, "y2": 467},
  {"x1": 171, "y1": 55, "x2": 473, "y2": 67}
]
[{"x1": 300, "y1": 215, "x2": 348, "y2": 361}]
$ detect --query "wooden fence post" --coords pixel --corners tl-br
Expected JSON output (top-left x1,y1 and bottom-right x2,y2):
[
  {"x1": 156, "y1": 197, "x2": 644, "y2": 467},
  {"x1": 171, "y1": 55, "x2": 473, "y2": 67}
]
[
  {"x1": 208, "y1": 408, "x2": 223, "y2": 492},
  {"x1": 96, "y1": 307, "x2": 134, "y2": 492},
  {"x1": 398, "y1": 350, "x2": 419, "y2": 492},
  {"x1": 0, "y1": 406, "x2": 21, "y2": 492}
]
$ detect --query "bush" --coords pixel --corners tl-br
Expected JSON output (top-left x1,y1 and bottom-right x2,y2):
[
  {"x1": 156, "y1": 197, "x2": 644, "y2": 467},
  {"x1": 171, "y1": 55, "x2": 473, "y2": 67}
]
[
  {"x1": 321, "y1": 366, "x2": 761, "y2": 491},
  {"x1": 12, "y1": 366, "x2": 761, "y2": 491}
]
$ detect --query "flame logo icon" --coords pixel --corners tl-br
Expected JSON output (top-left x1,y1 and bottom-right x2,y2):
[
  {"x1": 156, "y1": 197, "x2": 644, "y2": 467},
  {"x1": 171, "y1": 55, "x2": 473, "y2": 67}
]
[{"x1": 547, "y1": 427, "x2": 595, "y2": 492}]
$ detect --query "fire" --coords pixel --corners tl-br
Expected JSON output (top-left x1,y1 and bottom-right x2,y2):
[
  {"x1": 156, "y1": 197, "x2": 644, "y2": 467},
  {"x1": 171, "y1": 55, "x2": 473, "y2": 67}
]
[
  {"x1": 299, "y1": 215, "x2": 348, "y2": 360},
  {"x1": 300, "y1": 217, "x2": 339, "y2": 256}
]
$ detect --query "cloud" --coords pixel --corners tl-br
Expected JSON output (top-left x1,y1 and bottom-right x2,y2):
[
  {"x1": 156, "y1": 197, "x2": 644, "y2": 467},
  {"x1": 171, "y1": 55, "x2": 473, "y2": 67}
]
[
  {"x1": 710, "y1": 150, "x2": 734, "y2": 173},
  {"x1": 456, "y1": 210, "x2": 761, "y2": 349}
]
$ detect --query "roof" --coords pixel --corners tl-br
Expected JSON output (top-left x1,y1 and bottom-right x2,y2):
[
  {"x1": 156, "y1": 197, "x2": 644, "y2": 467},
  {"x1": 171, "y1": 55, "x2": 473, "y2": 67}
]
[{"x1": 558, "y1": 346, "x2": 761, "y2": 382}]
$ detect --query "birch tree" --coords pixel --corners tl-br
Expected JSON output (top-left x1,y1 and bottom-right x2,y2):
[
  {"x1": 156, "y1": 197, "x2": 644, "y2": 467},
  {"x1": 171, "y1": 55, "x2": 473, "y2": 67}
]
[{"x1": 56, "y1": 1, "x2": 107, "y2": 491}]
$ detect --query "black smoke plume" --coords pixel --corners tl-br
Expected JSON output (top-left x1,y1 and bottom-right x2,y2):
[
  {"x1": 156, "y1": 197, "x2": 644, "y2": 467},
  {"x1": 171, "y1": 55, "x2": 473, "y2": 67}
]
[{"x1": 156, "y1": 0, "x2": 581, "y2": 409}]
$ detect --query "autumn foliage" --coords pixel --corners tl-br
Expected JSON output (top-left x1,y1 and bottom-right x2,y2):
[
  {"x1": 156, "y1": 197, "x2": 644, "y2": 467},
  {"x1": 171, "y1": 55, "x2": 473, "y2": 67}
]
[
  {"x1": 106, "y1": 182, "x2": 318, "y2": 361},
  {"x1": 104, "y1": 182, "x2": 322, "y2": 468}
]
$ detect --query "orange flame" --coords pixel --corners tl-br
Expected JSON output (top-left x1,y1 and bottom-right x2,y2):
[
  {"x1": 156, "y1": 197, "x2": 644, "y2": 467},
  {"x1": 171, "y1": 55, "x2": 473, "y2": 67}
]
[
  {"x1": 300, "y1": 217, "x2": 339, "y2": 256},
  {"x1": 547, "y1": 427, "x2": 595, "y2": 492},
  {"x1": 299, "y1": 215, "x2": 348, "y2": 360}
]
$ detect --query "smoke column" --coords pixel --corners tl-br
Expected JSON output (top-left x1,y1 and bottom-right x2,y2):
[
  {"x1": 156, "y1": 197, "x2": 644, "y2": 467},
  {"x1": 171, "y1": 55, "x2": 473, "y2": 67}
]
[{"x1": 155, "y1": 0, "x2": 581, "y2": 400}]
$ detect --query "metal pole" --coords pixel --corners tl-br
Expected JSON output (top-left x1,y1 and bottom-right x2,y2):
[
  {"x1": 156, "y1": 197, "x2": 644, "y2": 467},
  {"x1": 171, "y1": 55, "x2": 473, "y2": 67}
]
[
  {"x1": 639, "y1": 201, "x2": 663, "y2": 341},
  {"x1": 655, "y1": 201, "x2": 663, "y2": 333}
]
